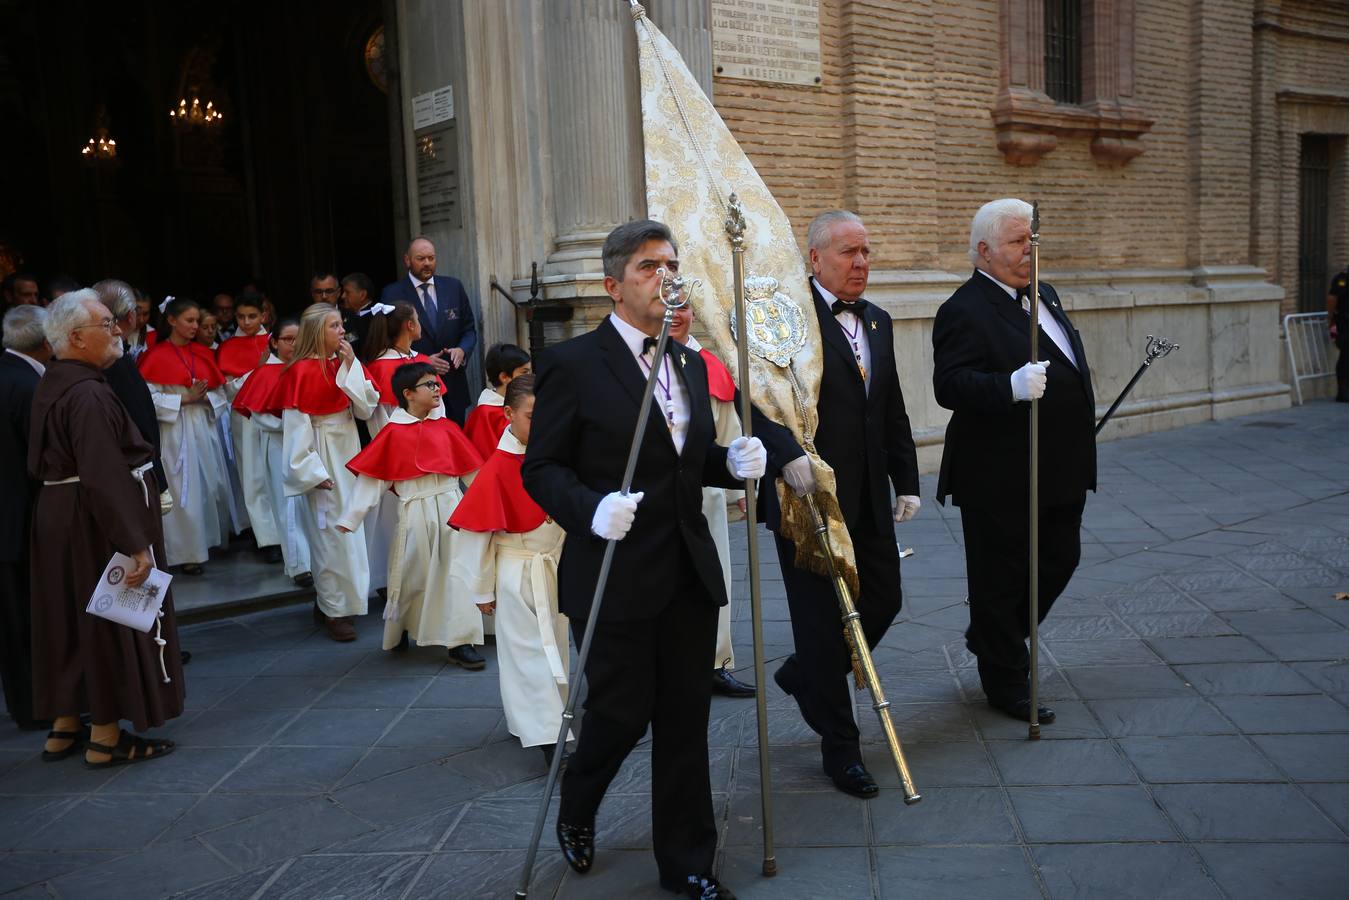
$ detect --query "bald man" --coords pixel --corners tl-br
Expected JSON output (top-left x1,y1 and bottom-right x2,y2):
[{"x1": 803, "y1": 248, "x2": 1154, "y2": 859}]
[{"x1": 380, "y1": 236, "x2": 478, "y2": 423}]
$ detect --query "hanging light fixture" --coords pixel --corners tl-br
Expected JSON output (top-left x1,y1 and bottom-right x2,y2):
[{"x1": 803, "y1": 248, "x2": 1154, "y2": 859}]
[
  {"x1": 81, "y1": 107, "x2": 118, "y2": 164},
  {"x1": 169, "y1": 95, "x2": 223, "y2": 128}
]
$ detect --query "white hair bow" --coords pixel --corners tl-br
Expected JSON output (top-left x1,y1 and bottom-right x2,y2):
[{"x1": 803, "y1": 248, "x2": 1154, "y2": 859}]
[
  {"x1": 158, "y1": 295, "x2": 175, "y2": 314},
  {"x1": 360, "y1": 303, "x2": 397, "y2": 317}
]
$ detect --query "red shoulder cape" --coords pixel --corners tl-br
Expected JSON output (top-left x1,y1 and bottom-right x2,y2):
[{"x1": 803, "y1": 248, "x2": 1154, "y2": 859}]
[
  {"x1": 217, "y1": 333, "x2": 271, "y2": 377},
  {"x1": 449, "y1": 446, "x2": 546, "y2": 533},
  {"x1": 365, "y1": 354, "x2": 447, "y2": 406},
  {"x1": 232, "y1": 361, "x2": 284, "y2": 417},
  {"x1": 346, "y1": 415, "x2": 483, "y2": 481},
  {"x1": 464, "y1": 404, "x2": 510, "y2": 462},
  {"x1": 269, "y1": 358, "x2": 357, "y2": 416},
  {"x1": 699, "y1": 349, "x2": 736, "y2": 402},
  {"x1": 137, "y1": 340, "x2": 225, "y2": 389}
]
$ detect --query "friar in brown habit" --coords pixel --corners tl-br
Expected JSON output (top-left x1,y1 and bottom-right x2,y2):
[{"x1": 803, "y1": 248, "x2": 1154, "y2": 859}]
[{"x1": 28, "y1": 289, "x2": 184, "y2": 766}]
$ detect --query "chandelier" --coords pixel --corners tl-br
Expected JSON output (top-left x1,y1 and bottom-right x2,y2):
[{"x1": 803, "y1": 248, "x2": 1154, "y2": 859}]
[
  {"x1": 81, "y1": 107, "x2": 118, "y2": 164},
  {"x1": 169, "y1": 96, "x2": 222, "y2": 128}
]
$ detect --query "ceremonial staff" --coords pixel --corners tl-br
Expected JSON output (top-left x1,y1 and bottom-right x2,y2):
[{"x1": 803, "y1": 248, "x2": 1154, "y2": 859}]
[
  {"x1": 1028, "y1": 201, "x2": 1043, "y2": 741},
  {"x1": 725, "y1": 194, "x2": 777, "y2": 877},
  {"x1": 514, "y1": 272, "x2": 692, "y2": 900},
  {"x1": 1094, "y1": 336, "x2": 1180, "y2": 435}
]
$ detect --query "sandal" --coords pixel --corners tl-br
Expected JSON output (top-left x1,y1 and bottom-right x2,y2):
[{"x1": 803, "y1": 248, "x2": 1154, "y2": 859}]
[
  {"x1": 83, "y1": 730, "x2": 175, "y2": 769},
  {"x1": 181, "y1": 564, "x2": 204, "y2": 576},
  {"x1": 41, "y1": 725, "x2": 91, "y2": 762}
]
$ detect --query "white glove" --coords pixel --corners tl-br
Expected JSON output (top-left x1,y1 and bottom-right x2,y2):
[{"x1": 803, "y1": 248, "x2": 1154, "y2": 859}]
[
  {"x1": 1010, "y1": 360, "x2": 1050, "y2": 401},
  {"x1": 726, "y1": 436, "x2": 767, "y2": 480},
  {"x1": 591, "y1": 491, "x2": 643, "y2": 541},
  {"x1": 894, "y1": 495, "x2": 921, "y2": 523},
  {"x1": 781, "y1": 455, "x2": 817, "y2": 497}
]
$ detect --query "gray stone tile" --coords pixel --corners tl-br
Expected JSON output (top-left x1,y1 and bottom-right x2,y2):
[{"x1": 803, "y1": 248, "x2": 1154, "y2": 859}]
[
  {"x1": 874, "y1": 846, "x2": 1040, "y2": 900},
  {"x1": 1250, "y1": 734, "x2": 1349, "y2": 781},
  {"x1": 1146, "y1": 636, "x2": 1274, "y2": 664},
  {"x1": 1177, "y1": 662, "x2": 1319, "y2": 695},
  {"x1": 1040, "y1": 615, "x2": 1136, "y2": 640},
  {"x1": 726, "y1": 789, "x2": 864, "y2": 846},
  {"x1": 1290, "y1": 660, "x2": 1349, "y2": 693},
  {"x1": 1126, "y1": 612, "x2": 1236, "y2": 637},
  {"x1": 171, "y1": 792, "x2": 313, "y2": 836},
  {"x1": 18, "y1": 793, "x2": 199, "y2": 851},
  {"x1": 442, "y1": 796, "x2": 559, "y2": 850},
  {"x1": 1086, "y1": 697, "x2": 1236, "y2": 737},
  {"x1": 1154, "y1": 783, "x2": 1344, "y2": 840},
  {"x1": 263, "y1": 852, "x2": 425, "y2": 899},
  {"x1": 217, "y1": 745, "x2": 365, "y2": 793},
  {"x1": 857, "y1": 702, "x2": 979, "y2": 744},
  {"x1": 862, "y1": 740, "x2": 999, "y2": 788},
  {"x1": 211, "y1": 675, "x2": 333, "y2": 709},
  {"x1": 870, "y1": 786, "x2": 1018, "y2": 845},
  {"x1": 1209, "y1": 694, "x2": 1349, "y2": 734},
  {"x1": 99, "y1": 747, "x2": 250, "y2": 794},
  {"x1": 1007, "y1": 785, "x2": 1178, "y2": 842},
  {"x1": 332, "y1": 759, "x2": 480, "y2": 826},
  {"x1": 324, "y1": 804, "x2": 464, "y2": 853},
  {"x1": 199, "y1": 797, "x2": 373, "y2": 868},
  {"x1": 987, "y1": 739, "x2": 1136, "y2": 785},
  {"x1": 1197, "y1": 843, "x2": 1349, "y2": 900},
  {"x1": 718, "y1": 846, "x2": 872, "y2": 900},
  {"x1": 313, "y1": 675, "x2": 435, "y2": 709},
  {"x1": 167, "y1": 863, "x2": 283, "y2": 900},
  {"x1": 1062, "y1": 665, "x2": 1196, "y2": 699},
  {"x1": 1301, "y1": 782, "x2": 1349, "y2": 835},
  {"x1": 1187, "y1": 588, "x2": 1303, "y2": 612},
  {"x1": 348, "y1": 647, "x2": 451, "y2": 677},
  {"x1": 377, "y1": 708, "x2": 500, "y2": 749},
  {"x1": 271, "y1": 707, "x2": 401, "y2": 747},
  {"x1": 182, "y1": 649, "x2": 284, "y2": 678},
  {"x1": 0, "y1": 753, "x2": 129, "y2": 796},
  {"x1": 955, "y1": 665, "x2": 1078, "y2": 703},
  {"x1": 334, "y1": 747, "x2": 452, "y2": 788},
  {"x1": 412, "y1": 672, "x2": 511, "y2": 708},
  {"x1": 257, "y1": 648, "x2": 370, "y2": 677},
  {"x1": 970, "y1": 700, "x2": 1106, "y2": 740},
  {"x1": 1220, "y1": 608, "x2": 1340, "y2": 634},
  {"x1": 0, "y1": 850, "x2": 114, "y2": 894},
  {"x1": 405, "y1": 849, "x2": 566, "y2": 900},
  {"x1": 180, "y1": 675, "x2": 250, "y2": 710},
  {"x1": 169, "y1": 707, "x2": 299, "y2": 747},
  {"x1": 1033, "y1": 843, "x2": 1222, "y2": 900},
  {"x1": 1117, "y1": 735, "x2": 1281, "y2": 783},
  {"x1": 1043, "y1": 638, "x2": 1161, "y2": 667},
  {"x1": 1251, "y1": 631, "x2": 1349, "y2": 662},
  {"x1": 47, "y1": 838, "x2": 238, "y2": 899}
]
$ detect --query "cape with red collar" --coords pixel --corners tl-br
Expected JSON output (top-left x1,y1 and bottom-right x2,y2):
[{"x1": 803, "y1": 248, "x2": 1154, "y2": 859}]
[
  {"x1": 137, "y1": 339, "x2": 225, "y2": 389},
  {"x1": 365, "y1": 353, "x2": 448, "y2": 406},
  {"x1": 232, "y1": 360, "x2": 284, "y2": 418},
  {"x1": 268, "y1": 357, "x2": 367, "y2": 416},
  {"x1": 699, "y1": 348, "x2": 736, "y2": 402},
  {"x1": 449, "y1": 435, "x2": 546, "y2": 534},
  {"x1": 464, "y1": 403, "x2": 510, "y2": 462},
  {"x1": 345, "y1": 412, "x2": 482, "y2": 481},
  {"x1": 216, "y1": 333, "x2": 270, "y2": 377}
]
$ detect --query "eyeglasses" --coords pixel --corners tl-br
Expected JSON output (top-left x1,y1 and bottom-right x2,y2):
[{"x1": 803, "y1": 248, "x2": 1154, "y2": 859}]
[
  {"x1": 414, "y1": 380, "x2": 441, "y2": 392},
  {"x1": 71, "y1": 318, "x2": 116, "y2": 334},
  {"x1": 276, "y1": 335, "x2": 297, "y2": 343},
  {"x1": 312, "y1": 288, "x2": 339, "y2": 297}
]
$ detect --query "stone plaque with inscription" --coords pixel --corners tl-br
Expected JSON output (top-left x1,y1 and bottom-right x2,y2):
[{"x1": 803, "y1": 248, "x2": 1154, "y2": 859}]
[
  {"x1": 711, "y1": 0, "x2": 821, "y2": 86},
  {"x1": 415, "y1": 121, "x2": 461, "y2": 230}
]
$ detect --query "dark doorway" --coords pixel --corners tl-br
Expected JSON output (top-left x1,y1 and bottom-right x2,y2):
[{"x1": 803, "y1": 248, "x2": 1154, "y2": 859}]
[
  {"x1": 0, "y1": 0, "x2": 398, "y2": 312},
  {"x1": 1298, "y1": 134, "x2": 1331, "y2": 313}
]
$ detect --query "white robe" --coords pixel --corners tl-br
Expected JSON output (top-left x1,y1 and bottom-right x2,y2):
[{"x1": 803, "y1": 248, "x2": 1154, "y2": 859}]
[
  {"x1": 249, "y1": 357, "x2": 310, "y2": 577},
  {"x1": 148, "y1": 382, "x2": 234, "y2": 567},
  {"x1": 282, "y1": 356, "x2": 380, "y2": 618},
  {"x1": 226, "y1": 368, "x2": 277, "y2": 548},
  {"x1": 453, "y1": 430, "x2": 569, "y2": 747},
  {"x1": 338, "y1": 408, "x2": 478, "y2": 651}
]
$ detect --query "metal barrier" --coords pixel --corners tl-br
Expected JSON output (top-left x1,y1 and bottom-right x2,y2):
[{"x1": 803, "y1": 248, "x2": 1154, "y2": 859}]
[{"x1": 1283, "y1": 312, "x2": 1334, "y2": 405}]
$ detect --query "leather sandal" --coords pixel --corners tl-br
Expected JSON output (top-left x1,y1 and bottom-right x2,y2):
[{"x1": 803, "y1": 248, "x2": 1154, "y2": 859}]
[
  {"x1": 83, "y1": 730, "x2": 175, "y2": 769},
  {"x1": 41, "y1": 725, "x2": 91, "y2": 762}
]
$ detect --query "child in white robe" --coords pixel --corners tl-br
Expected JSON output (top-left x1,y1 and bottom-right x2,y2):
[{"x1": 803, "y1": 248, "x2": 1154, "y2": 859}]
[
  {"x1": 463, "y1": 342, "x2": 530, "y2": 461},
  {"x1": 450, "y1": 376, "x2": 571, "y2": 761},
  {"x1": 218, "y1": 294, "x2": 277, "y2": 558},
  {"x1": 337, "y1": 360, "x2": 485, "y2": 663},
  {"x1": 272, "y1": 303, "x2": 379, "y2": 641},
  {"x1": 137, "y1": 297, "x2": 233, "y2": 574}
]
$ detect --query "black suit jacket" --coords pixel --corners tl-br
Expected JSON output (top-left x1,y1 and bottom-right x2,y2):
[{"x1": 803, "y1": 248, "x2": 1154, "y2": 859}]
[
  {"x1": 104, "y1": 350, "x2": 166, "y2": 491},
  {"x1": 381, "y1": 274, "x2": 478, "y2": 421},
  {"x1": 932, "y1": 271, "x2": 1096, "y2": 509},
  {"x1": 522, "y1": 317, "x2": 741, "y2": 624},
  {"x1": 0, "y1": 352, "x2": 40, "y2": 563}
]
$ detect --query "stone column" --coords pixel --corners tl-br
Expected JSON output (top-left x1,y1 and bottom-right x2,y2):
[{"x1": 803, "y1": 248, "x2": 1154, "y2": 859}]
[
  {"x1": 648, "y1": 0, "x2": 713, "y2": 98},
  {"x1": 542, "y1": 0, "x2": 646, "y2": 275}
]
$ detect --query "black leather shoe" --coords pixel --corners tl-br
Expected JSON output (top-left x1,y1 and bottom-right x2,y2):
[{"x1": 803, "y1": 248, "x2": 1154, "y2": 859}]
[
  {"x1": 556, "y1": 820, "x2": 594, "y2": 874},
  {"x1": 294, "y1": 571, "x2": 314, "y2": 589},
  {"x1": 712, "y1": 666, "x2": 755, "y2": 698},
  {"x1": 830, "y1": 763, "x2": 879, "y2": 799},
  {"x1": 990, "y1": 697, "x2": 1056, "y2": 724},
  {"x1": 661, "y1": 874, "x2": 737, "y2": 899},
  {"x1": 772, "y1": 661, "x2": 796, "y2": 697},
  {"x1": 448, "y1": 645, "x2": 486, "y2": 670}
]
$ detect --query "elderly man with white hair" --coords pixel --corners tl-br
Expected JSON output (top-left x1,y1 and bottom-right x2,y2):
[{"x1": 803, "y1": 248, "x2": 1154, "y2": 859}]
[
  {"x1": 0, "y1": 305, "x2": 50, "y2": 729},
  {"x1": 27, "y1": 290, "x2": 184, "y2": 765},
  {"x1": 932, "y1": 198, "x2": 1097, "y2": 725}
]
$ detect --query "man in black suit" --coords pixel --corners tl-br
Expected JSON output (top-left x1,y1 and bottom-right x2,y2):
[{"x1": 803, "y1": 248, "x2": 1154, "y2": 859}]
[
  {"x1": 380, "y1": 237, "x2": 478, "y2": 424},
  {"x1": 94, "y1": 280, "x2": 167, "y2": 496},
  {"x1": 522, "y1": 220, "x2": 764, "y2": 900},
  {"x1": 0, "y1": 305, "x2": 50, "y2": 729},
  {"x1": 932, "y1": 198, "x2": 1096, "y2": 724},
  {"x1": 761, "y1": 210, "x2": 921, "y2": 800}
]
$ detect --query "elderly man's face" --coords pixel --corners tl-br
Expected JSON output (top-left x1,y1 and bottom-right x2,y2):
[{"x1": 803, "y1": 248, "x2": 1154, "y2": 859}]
[
  {"x1": 68, "y1": 301, "x2": 124, "y2": 369},
  {"x1": 310, "y1": 276, "x2": 340, "y2": 305},
  {"x1": 979, "y1": 217, "x2": 1033, "y2": 289},
  {"x1": 13, "y1": 279, "x2": 39, "y2": 306},
  {"x1": 811, "y1": 220, "x2": 871, "y2": 302},
  {"x1": 404, "y1": 240, "x2": 437, "y2": 281},
  {"x1": 340, "y1": 281, "x2": 368, "y2": 312}
]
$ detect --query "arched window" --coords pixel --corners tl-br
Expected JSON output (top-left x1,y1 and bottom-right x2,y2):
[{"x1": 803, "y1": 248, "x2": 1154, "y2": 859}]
[{"x1": 1044, "y1": 0, "x2": 1082, "y2": 105}]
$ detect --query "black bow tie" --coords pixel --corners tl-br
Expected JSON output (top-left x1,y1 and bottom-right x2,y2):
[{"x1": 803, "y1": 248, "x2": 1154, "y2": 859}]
[
  {"x1": 830, "y1": 298, "x2": 867, "y2": 316},
  {"x1": 641, "y1": 336, "x2": 666, "y2": 356},
  {"x1": 1016, "y1": 285, "x2": 1030, "y2": 300}
]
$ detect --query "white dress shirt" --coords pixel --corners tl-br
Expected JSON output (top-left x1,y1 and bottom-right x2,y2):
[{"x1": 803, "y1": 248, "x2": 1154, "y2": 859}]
[
  {"x1": 977, "y1": 269, "x2": 1078, "y2": 369},
  {"x1": 609, "y1": 312, "x2": 689, "y2": 454},
  {"x1": 409, "y1": 272, "x2": 437, "y2": 315},
  {"x1": 813, "y1": 277, "x2": 873, "y2": 392},
  {"x1": 4, "y1": 348, "x2": 45, "y2": 376}
]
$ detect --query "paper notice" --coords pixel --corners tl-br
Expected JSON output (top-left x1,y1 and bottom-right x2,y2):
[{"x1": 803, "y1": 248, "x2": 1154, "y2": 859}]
[{"x1": 86, "y1": 553, "x2": 172, "y2": 633}]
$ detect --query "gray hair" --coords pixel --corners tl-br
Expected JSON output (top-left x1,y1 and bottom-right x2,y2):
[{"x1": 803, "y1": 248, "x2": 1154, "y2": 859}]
[
  {"x1": 2, "y1": 304, "x2": 48, "y2": 353},
  {"x1": 806, "y1": 210, "x2": 864, "y2": 252},
  {"x1": 44, "y1": 289, "x2": 103, "y2": 357},
  {"x1": 92, "y1": 278, "x2": 136, "y2": 320},
  {"x1": 969, "y1": 198, "x2": 1033, "y2": 266},
  {"x1": 602, "y1": 219, "x2": 678, "y2": 280}
]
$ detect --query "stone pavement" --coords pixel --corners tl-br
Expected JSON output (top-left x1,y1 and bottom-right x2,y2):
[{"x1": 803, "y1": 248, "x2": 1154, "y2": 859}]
[{"x1": 2, "y1": 402, "x2": 1348, "y2": 899}]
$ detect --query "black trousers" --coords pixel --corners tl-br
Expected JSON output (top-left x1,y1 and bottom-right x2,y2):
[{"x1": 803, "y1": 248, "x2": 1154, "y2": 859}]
[
  {"x1": 774, "y1": 496, "x2": 901, "y2": 775},
  {"x1": 559, "y1": 559, "x2": 719, "y2": 883},
  {"x1": 1335, "y1": 323, "x2": 1349, "y2": 400},
  {"x1": 0, "y1": 559, "x2": 37, "y2": 729},
  {"x1": 959, "y1": 496, "x2": 1085, "y2": 705}
]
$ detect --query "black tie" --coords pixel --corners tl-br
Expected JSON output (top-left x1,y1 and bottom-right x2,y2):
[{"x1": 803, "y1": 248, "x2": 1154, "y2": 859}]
[
  {"x1": 419, "y1": 282, "x2": 437, "y2": 321},
  {"x1": 641, "y1": 336, "x2": 666, "y2": 357},
  {"x1": 830, "y1": 298, "x2": 867, "y2": 316}
]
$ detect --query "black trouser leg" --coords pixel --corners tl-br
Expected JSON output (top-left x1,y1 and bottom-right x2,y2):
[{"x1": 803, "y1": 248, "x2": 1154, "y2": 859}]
[
  {"x1": 0, "y1": 560, "x2": 37, "y2": 729},
  {"x1": 959, "y1": 498, "x2": 1085, "y2": 705},
  {"x1": 1336, "y1": 327, "x2": 1349, "y2": 400},
  {"x1": 775, "y1": 508, "x2": 901, "y2": 775}
]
